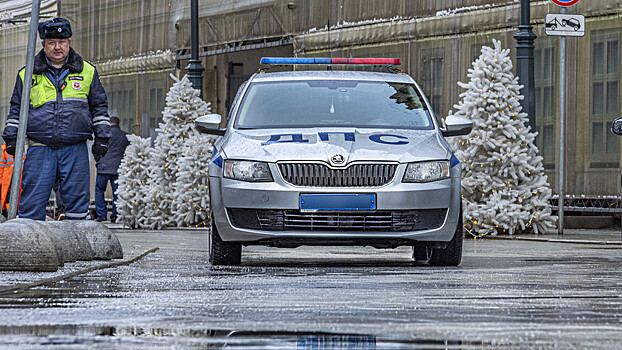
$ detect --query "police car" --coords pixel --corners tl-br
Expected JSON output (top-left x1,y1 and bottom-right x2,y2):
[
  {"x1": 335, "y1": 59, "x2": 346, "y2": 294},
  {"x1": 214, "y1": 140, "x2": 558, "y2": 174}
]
[{"x1": 197, "y1": 57, "x2": 472, "y2": 266}]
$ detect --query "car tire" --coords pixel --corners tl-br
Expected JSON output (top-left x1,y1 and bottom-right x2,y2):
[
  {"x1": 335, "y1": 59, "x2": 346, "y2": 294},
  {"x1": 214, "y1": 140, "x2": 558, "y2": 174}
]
[
  {"x1": 551, "y1": 25, "x2": 556, "y2": 30},
  {"x1": 428, "y1": 206, "x2": 463, "y2": 267},
  {"x1": 209, "y1": 218, "x2": 242, "y2": 266}
]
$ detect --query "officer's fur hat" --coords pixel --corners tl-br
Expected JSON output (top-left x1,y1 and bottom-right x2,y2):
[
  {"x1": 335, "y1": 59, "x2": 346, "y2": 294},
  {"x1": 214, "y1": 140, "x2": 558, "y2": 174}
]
[{"x1": 38, "y1": 18, "x2": 72, "y2": 40}]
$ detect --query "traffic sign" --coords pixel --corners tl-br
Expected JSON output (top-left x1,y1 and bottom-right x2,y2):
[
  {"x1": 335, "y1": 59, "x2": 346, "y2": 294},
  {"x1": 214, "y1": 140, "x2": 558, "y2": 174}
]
[
  {"x1": 551, "y1": 0, "x2": 581, "y2": 6},
  {"x1": 545, "y1": 13, "x2": 585, "y2": 37}
]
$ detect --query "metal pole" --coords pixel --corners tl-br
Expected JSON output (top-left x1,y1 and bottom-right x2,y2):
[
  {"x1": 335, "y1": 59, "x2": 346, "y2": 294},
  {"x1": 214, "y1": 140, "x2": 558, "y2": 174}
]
[
  {"x1": 558, "y1": 7, "x2": 566, "y2": 235},
  {"x1": 185, "y1": 0, "x2": 204, "y2": 97},
  {"x1": 8, "y1": 0, "x2": 42, "y2": 219},
  {"x1": 514, "y1": 0, "x2": 537, "y2": 132}
]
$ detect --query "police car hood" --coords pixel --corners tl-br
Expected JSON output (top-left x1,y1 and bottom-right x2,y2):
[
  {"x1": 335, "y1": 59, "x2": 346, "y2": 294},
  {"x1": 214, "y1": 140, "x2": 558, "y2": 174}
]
[{"x1": 221, "y1": 128, "x2": 451, "y2": 163}]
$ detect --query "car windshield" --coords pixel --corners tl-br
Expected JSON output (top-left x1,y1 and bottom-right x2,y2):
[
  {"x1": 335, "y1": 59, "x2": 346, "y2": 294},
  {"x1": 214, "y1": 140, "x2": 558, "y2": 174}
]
[{"x1": 235, "y1": 80, "x2": 433, "y2": 129}]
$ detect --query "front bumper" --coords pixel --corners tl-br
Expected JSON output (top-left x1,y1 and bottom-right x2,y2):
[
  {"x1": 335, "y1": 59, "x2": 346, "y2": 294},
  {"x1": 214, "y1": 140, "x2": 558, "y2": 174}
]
[{"x1": 210, "y1": 163, "x2": 462, "y2": 244}]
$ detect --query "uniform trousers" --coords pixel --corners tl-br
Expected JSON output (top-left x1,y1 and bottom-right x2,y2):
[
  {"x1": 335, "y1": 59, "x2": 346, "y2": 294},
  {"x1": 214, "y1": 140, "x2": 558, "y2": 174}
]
[{"x1": 19, "y1": 143, "x2": 89, "y2": 221}]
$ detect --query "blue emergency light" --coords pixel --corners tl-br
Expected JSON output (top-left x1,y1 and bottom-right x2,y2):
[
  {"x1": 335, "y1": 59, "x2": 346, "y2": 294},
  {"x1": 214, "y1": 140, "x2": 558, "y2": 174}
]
[{"x1": 260, "y1": 57, "x2": 401, "y2": 65}]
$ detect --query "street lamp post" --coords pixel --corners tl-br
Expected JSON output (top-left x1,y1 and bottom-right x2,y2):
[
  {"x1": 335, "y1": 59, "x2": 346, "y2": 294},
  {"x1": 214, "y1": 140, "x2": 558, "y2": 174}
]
[
  {"x1": 514, "y1": 0, "x2": 537, "y2": 133},
  {"x1": 8, "y1": 0, "x2": 41, "y2": 219},
  {"x1": 186, "y1": 0, "x2": 204, "y2": 97}
]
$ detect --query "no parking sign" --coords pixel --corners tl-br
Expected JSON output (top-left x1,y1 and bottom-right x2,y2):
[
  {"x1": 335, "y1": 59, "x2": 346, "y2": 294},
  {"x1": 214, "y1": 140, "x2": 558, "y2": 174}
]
[{"x1": 551, "y1": 0, "x2": 580, "y2": 6}]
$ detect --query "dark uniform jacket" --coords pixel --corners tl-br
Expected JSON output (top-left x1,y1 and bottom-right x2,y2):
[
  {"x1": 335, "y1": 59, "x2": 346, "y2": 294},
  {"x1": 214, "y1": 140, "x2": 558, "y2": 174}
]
[
  {"x1": 96, "y1": 125, "x2": 129, "y2": 175},
  {"x1": 2, "y1": 47, "x2": 111, "y2": 148}
]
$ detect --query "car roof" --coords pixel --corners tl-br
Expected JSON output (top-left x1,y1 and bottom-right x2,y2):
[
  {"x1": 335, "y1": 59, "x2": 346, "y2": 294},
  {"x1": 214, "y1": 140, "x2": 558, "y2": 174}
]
[{"x1": 251, "y1": 70, "x2": 415, "y2": 84}]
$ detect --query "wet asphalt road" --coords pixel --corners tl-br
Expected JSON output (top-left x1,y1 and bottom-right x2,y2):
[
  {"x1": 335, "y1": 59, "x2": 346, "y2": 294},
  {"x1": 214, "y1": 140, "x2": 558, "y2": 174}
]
[{"x1": 0, "y1": 228, "x2": 621, "y2": 349}]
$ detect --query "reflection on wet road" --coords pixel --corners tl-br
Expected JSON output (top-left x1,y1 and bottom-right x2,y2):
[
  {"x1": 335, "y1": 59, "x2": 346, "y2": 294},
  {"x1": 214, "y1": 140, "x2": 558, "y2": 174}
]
[{"x1": 1, "y1": 229, "x2": 621, "y2": 349}]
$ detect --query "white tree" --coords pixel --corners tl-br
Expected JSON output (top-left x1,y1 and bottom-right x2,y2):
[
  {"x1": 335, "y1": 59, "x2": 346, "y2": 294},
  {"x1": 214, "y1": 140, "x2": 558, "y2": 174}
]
[
  {"x1": 142, "y1": 74, "x2": 212, "y2": 229},
  {"x1": 116, "y1": 135, "x2": 152, "y2": 229},
  {"x1": 447, "y1": 39, "x2": 557, "y2": 236},
  {"x1": 171, "y1": 134, "x2": 216, "y2": 227}
]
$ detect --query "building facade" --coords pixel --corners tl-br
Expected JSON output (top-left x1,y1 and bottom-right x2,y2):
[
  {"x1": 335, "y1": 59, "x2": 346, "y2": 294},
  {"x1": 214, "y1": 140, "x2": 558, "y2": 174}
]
[{"x1": 0, "y1": 0, "x2": 621, "y2": 196}]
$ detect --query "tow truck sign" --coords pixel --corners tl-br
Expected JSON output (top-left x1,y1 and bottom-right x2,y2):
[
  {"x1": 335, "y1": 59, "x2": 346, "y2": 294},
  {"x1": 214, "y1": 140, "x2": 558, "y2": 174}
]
[{"x1": 545, "y1": 13, "x2": 585, "y2": 37}]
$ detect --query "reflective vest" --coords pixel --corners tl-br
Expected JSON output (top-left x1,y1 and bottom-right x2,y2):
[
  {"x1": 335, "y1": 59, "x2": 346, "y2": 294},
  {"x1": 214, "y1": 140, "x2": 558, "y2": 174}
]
[{"x1": 21, "y1": 62, "x2": 95, "y2": 108}]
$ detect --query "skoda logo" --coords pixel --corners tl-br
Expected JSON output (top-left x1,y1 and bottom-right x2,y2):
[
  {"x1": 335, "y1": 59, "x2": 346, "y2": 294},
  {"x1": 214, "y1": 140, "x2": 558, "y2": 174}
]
[{"x1": 331, "y1": 154, "x2": 345, "y2": 165}]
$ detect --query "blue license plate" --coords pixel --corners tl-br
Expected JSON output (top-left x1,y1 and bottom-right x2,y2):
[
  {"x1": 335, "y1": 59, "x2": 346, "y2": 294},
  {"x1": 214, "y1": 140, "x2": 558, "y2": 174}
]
[{"x1": 300, "y1": 194, "x2": 376, "y2": 211}]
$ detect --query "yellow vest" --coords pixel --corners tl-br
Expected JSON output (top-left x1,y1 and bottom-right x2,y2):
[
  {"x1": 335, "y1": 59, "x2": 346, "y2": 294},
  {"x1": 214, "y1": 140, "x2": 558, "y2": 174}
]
[{"x1": 20, "y1": 62, "x2": 95, "y2": 108}]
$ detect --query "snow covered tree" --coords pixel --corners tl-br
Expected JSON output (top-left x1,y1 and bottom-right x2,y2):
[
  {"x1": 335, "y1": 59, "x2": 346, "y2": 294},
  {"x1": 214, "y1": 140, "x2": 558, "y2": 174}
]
[
  {"x1": 447, "y1": 39, "x2": 557, "y2": 236},
  {"x1": 116, "y1": 135, "x2": 152, "y2": 229},
  {"x1": 171, "y1": 134, "x2": 216, "y2": 227},
  {"x1": 142, "y1": 74, "x2": 212, "y2": 229}
]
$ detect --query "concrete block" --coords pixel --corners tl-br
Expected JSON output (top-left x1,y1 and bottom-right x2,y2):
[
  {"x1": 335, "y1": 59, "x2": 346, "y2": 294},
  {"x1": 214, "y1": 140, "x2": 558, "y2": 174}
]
[
  {"x1": 46, "y1": 221, "x2": 95, "y2": 262},
  {"x1": 74, "y1": 221, "x2": 123, "y2": 260},
  {"x1": 0, "y1": 221, "x2": 59, "y2": 272},
  {"x1": 44, "y1": 221, "x2": 94, "y2": 263},
  {"x1": 10, "y1": 219, "x2": 64, "y2": 267}
]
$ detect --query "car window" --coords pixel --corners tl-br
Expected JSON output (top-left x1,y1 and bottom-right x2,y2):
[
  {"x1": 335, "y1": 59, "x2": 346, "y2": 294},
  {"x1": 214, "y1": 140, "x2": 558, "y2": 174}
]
[{"x1": 234, "y1": 80, "x2": 433, "y2": 129}]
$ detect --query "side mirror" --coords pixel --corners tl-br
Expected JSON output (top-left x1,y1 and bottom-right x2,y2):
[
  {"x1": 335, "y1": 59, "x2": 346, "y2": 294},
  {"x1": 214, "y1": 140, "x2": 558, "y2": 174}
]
[
  {"x1": 612, "y1": 117, "x2": 622, "y2": 136},
  {"x1": 196, "y1": 114, "x2": 225, "y2": 136},
  {"x1": 442, "y1": 115, "x2": 473, "y2": 137}
]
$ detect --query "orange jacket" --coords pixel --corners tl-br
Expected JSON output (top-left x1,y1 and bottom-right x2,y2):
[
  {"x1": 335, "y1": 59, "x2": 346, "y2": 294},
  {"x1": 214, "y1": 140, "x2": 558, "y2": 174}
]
[{"x1": 0, "y1": 143, "x2": 21, "y2": 211}]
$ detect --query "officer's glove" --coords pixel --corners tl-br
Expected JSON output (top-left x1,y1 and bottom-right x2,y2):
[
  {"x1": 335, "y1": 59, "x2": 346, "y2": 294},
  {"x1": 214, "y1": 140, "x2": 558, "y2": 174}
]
[
  {"x1": 92, "y1": 138, "x2": 109, "y2": 162},
  {"x1": 5, "y1": 139, "x2": 16, "y2": 157}
]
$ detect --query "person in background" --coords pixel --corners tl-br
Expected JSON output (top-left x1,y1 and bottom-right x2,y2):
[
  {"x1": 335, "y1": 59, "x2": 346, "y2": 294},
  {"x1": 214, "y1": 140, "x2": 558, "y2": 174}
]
[
  {"x1": 94, "y1": 116, "x2": 128, "y2": 223},
  {"x1": 2, "y1": 18, "x2": 111, "y2": 221}
]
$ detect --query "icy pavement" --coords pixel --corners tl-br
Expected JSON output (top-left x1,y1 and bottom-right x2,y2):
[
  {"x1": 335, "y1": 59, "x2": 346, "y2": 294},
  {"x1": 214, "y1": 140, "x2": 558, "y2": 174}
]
[{"x1": 0, "y1": 228, "x2": 621, "y2": 349}]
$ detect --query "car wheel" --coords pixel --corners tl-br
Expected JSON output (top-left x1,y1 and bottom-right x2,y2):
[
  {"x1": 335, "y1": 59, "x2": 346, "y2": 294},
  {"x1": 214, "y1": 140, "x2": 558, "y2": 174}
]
[
  {"x1": 551, "y1": 25, "x2": 556, "y2": 30},
  {"x1": 209, "y1": 216, "x2": 242, "y2": 266},
  {"x1": 428, "y1": 206, "x2": 463, "y2": 267}
]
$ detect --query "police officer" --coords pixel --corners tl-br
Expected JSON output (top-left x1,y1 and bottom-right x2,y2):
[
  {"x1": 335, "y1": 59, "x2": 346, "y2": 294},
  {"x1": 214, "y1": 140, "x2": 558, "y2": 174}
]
[{"x1": 2, "y1": 18, "x2": 111, "y2": 221}]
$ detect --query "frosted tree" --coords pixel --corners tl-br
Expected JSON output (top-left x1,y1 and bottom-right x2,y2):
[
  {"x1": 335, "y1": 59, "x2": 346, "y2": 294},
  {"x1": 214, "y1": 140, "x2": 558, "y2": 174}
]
[
  {"x1": 142, "y1": 74, "x2": 212, "y2": 229},
  {"x1": 116, "y1": 135, "x2": 152, "y2": 229},
  {"x1": 171, "y1": 134, "x2": 216, "y2": 227},
  {"x1": 447, "y1": 39, "x2": 557, "y2": 236}
]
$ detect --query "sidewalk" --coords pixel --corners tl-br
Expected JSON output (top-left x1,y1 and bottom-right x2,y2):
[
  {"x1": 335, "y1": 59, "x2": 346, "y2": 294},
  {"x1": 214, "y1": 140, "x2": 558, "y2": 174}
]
[{"x1": 483, "y1": 228, "x2": 622, "y2": 245}]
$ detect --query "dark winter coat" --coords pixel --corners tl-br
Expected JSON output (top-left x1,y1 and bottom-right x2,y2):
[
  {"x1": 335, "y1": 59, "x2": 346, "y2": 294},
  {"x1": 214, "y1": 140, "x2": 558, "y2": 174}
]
[
  {"x1": 97, "y1": 125, "x2": 129, "y2": 175},
  {"x1": 2, "y1": 48, "x2": 111, "y2": 148}
]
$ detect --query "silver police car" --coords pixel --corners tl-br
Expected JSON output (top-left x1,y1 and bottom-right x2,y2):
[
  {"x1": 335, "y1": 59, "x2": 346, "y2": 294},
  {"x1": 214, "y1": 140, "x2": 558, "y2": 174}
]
[{"x1": 197, "y1": 57, "x2": 472, "y2": 266}]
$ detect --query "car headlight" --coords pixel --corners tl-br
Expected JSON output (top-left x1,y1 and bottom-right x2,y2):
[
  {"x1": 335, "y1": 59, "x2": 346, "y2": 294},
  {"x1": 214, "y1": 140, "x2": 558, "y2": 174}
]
[
  {"x1": 403, "y1": 161, "x2": 450, "y2": 183},
  {"x1": 224, "y1": 160, "x2": 273, "y2": 182}
]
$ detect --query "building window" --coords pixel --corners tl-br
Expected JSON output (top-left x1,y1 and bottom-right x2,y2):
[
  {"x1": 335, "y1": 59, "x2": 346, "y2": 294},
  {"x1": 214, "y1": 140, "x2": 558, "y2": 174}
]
[
  {"x1": 108, "y1": 88, "x2": 135, "y2": 133},
  {"x1": 471, "y1": 43, "x2": 487, "y2": 64},
  {"x1": 590, "y1": 31, "x2": 620, "y2": 168},
  {"x1": 534, "y1": 45, "x2": 556, "y2": 169},
  {"x1": 149, "y1": 87, "x2": 164, "y2": 130},
  {"x1": 421, "y1": 48, "x2": 445, "y2": 120},
  {"x1": 148, "y1": 84, "x2": 165, "y2": 141}
]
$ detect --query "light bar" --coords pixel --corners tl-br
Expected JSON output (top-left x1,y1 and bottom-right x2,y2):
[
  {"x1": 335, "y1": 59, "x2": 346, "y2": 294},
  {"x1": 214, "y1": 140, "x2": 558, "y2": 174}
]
[{"x1": 260, "y1": 57, "x2": 401, "y2": 65}]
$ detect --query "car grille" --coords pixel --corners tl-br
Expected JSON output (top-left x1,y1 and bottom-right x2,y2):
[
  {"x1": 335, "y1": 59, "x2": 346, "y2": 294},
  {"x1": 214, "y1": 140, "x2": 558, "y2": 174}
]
[
  {"x1": 228, "y1": 209, "x2": 447, "y2": 232},
  {"x1": 278, "y1": 162, "x2": 398, "y2": 187}
]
